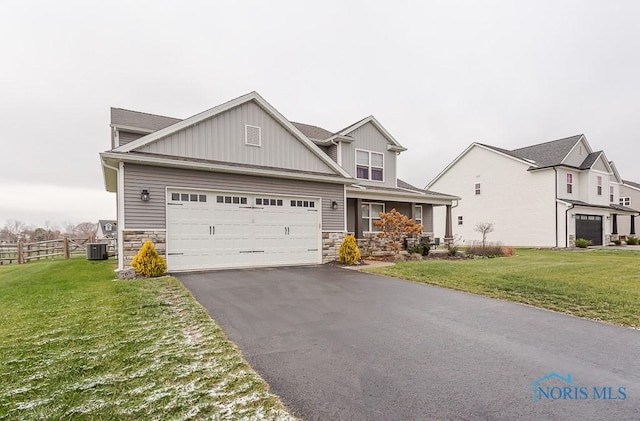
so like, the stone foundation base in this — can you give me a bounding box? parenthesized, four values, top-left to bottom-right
(322, 232, 346, 263)
(122, 230, 166, 268)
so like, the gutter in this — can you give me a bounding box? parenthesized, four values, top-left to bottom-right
(554, 168, 558, 247)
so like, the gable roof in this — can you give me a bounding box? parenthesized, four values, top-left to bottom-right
(112, 91, 351, 179)
(623, 179, 640, 190)
(331, 116, 407, 152)
(510, 134, 584, 167)
(291, 122, 333, 141)
(111, 108, 181, 132)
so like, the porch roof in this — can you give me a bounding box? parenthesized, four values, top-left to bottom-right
(347, 180, 458, 205)
(559, 199, 640, 215)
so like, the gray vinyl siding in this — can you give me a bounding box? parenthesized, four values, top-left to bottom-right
(118, 131, 145, 147)
(340, 122, 398, 188)
(136, 101, 335, 175)
(123, 164, 345, 231)
(346, 199, 433, 234)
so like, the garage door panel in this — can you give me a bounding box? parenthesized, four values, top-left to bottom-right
(575, 214, 603, 246)
(167, 190, 320, 271)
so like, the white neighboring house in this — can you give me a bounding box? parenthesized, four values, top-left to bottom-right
(97, 220, 117, 239)
(427, 134, 639, 247)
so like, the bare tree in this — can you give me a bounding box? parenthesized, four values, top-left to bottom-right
(74, 222, 98, 241)
(2, 219, 26, 242)
(474, 222, 495, 248)
(62, 221, 76, 237)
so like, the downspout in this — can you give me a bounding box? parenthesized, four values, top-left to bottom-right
(102, 159, 124, 270)
(565, 203, 575, 248)
(554, 168, 558, 247)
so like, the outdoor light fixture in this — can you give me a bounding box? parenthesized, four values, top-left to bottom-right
(331, 200, 338, 210)
(141, 189, 150, 201)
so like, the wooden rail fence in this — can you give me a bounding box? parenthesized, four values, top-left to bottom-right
(0, 238, 116, 265)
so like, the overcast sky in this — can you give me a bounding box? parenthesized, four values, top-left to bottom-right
(3, 0, 640, 228)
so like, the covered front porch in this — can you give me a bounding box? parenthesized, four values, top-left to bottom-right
(345, 183, 458, 254)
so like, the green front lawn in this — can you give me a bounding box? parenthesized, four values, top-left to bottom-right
(0, 258, 295, 420)
(366, 249, 640, 327)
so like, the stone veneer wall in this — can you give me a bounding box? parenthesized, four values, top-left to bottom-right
(322, 232, 346, 263)
(121, 230, 166, 267)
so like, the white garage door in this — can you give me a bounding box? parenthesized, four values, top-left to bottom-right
(166, 189, 321, 271)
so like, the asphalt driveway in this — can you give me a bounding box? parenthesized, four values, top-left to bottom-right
(177, 266, 639, 421)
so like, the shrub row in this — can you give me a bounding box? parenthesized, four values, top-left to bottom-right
(465, 244, 513, 258)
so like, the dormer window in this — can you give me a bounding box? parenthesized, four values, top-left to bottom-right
(356, 150, 384, 181)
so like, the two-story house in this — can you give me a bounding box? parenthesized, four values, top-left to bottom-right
(427, 135, 639, 247)
(100, 91, 456, 272)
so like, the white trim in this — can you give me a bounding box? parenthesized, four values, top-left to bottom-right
(100, 152, 353, 185)
(426, 143, 535, 189)
(346, 187, 456, 205)
(336, 141, 342, 166)
(117, 161, 125, 270)
(110, 124, 155, 135)
(414, 205, 423, 226)
(355, 148, 385, 183)
(165, 185, 321, 200)
(113, 91, 352, 179)
(362, 202, 385, 233)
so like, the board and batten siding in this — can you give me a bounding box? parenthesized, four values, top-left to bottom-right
(136, 101, 335, 175)
(340, 122, 398, 188)
(123, 164, 345, 231)
(118, 131, 145, 147)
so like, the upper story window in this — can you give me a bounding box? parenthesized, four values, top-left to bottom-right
(414, 206, 423, 226)
(362, 202, 384, 232)
(474, 183, 481, 195)
(597, 176, 603, 196)
(610, 186, 615, 203)
(458, 216, 463, 225)
(356, 150, 384, 181)
(566, 173, 573, 194)
(620, 197, 631, 206)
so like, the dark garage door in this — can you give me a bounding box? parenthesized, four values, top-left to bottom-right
(576, 214, 602, 246)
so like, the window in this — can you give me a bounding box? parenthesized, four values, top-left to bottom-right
(620, 197, 631, 206)
(362, 203, 384, 232)
(457, 216, 463, 226)
(356, 150, 384, 181)
(414, 206, 423, 226)
(610, 186, 614, 203)
(291, 199, 314, 208)
(566, 173, 573, 194)
(475, 183, 481, 195)
(597, 176, 603, 195)
(171, 192, 207, 203)
(216, 195, 246, 205)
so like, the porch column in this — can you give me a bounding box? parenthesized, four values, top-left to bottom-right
(612, 214, 618, 235)
(631, 215, 636, 235)
(445, 205, 453, 242)
(355, 198, 364, 239)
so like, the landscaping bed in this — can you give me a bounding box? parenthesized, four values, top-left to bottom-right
(0, 258, 295, 420)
